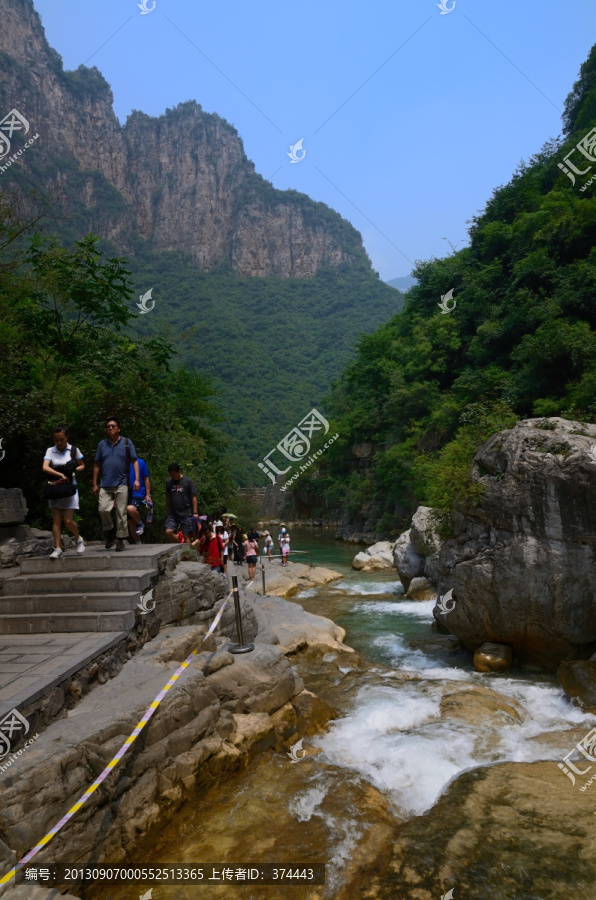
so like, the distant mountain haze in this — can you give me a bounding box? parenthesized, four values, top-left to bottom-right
(0, 0, 404, 482)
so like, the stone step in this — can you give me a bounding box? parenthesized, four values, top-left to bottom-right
(5, 569, 154, 596)
(18, 545, 177, 574)
(0, 591, 142, 614)
(0, 610, 135, 634)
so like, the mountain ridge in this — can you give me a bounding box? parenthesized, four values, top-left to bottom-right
(0, 0, 368, 278)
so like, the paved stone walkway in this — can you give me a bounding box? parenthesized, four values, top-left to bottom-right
(0, 632, 126, 720)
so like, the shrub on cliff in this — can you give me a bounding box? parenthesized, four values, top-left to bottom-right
(299, 44, 596, 531)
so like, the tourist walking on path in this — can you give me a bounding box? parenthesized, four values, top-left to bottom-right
(244, 532, 259, 580)
(165, 463, 199, 544)
(278, 526, 290, 566)
(232, 526, 245, 565)
(93, 418, 140, 552)
(199, 526, 225, 572)
(262, 530, 274, 562)
(127, 456, 152, 544)
(216, 522, 229, 574)
(43, 425, 85, 559)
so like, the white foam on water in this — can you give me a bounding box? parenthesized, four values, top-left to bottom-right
(322, 653, 337, 663)
(333, 580, 402, 596)
(354, 599, 435, 617)
(324, 815, 364, 891)
(295, 587, 318, 599)
(288, 785, 328, 822)
(315, 683, 473, 816)
(314, 676, 596, 818)
(372, 633, 469, 681)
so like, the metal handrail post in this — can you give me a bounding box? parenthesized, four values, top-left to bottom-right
(229, 575, 254, 654)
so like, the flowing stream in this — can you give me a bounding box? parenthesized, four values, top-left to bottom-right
(89, 528, 596, 899)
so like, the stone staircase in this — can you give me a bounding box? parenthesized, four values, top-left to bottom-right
(0, 544, 178, 634)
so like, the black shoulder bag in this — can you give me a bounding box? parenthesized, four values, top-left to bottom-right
(44, 445, 78, 500)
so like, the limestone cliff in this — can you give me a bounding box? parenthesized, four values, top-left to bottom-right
(0, 0, 367, 276)
(434, 418, 596, 667)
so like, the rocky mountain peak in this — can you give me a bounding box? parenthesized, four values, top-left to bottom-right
(0, 0, 369, 277)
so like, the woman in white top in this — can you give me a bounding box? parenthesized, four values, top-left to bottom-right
(42, 425, 85, 559)
(262, 530, 274, 562)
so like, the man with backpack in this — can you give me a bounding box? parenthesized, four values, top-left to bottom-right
(93, 417, 140, 552)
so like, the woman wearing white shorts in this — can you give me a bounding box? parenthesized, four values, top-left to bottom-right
(42, 425, 86, 559)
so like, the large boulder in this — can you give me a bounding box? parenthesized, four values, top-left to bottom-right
(406, 576, 435, 601)
(351, 540, 395, 571)
(473, 642, 513, 673)
(558, 659, 596, 711)
(435, 418, 596, 667)
(393, 528, 424, 590)
(409, 506, 441, 557)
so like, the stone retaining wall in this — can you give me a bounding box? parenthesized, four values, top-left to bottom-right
(0, 634, 308, 894)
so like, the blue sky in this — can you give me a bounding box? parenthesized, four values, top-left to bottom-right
(32, 0, 596, 280)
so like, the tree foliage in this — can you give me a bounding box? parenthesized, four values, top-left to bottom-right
(0, 199, 234, 536)
(298, 45, 596, 533)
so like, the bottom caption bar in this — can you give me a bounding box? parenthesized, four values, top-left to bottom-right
(16, 864, 326, 886)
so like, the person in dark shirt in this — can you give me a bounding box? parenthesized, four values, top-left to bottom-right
(165, 463, 199, 544)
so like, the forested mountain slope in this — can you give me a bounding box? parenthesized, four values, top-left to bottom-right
(0, 0, 402, 481)
(301, 43, 596, 533)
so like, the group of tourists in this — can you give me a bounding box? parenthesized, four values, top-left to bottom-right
(43, 419, 293, 571)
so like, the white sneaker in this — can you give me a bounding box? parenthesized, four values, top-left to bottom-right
(50, 547, 63, 559)
(76, 538, 85, 554)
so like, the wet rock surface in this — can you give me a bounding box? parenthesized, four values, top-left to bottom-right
(558, 659, 596, 711)
(0, 578, 349, 889)
(406, 576, 435, 601)
(473, 641, 514, 673)
(361, 760, 596, 899)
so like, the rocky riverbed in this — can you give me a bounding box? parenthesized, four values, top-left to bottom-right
(0, 562, 349, 898)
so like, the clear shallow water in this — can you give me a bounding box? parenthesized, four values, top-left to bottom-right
(291, 530, 596, 819)
(90, 529, 596, 899)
